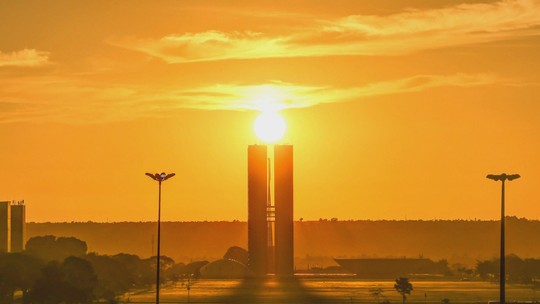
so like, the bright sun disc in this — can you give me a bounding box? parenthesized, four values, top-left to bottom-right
(254, 111, 286, 143)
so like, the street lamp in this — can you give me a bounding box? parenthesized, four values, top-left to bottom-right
(146, 172, 175, 304)
(486, 173, 520, 304)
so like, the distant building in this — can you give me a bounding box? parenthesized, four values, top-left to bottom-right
(10, 201, 26, 252)
(274, 145, 294, 276)
(0, 200, 26, 253)
(248, 145, 268, 275)
(335, 258, 449, 278)
(247, 144, 294, 277)
(0, 201, 10, 253)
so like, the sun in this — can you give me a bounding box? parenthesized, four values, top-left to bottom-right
(254, 111, 286, 143)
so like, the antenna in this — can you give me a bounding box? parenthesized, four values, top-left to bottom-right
(268, 158, 272, 208)
(151, 234, 155, 257)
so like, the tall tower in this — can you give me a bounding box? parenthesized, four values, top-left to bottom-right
(10, 201, 26, 253)
(247, 143, 294, 276)
(274, 145, 294, 276)
(0, 201, 10, 253)
(247, 145, 268, 275)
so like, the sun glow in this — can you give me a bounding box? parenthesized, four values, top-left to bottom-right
(254, 111, 286, 143)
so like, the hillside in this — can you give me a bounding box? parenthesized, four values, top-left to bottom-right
(27, 217, 540, 267)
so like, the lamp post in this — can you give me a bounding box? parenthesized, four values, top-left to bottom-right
(146, 172, 175, 304)
(486, 173, 520, 304)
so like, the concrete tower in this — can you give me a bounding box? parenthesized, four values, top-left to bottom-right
(10, 202, 25, 252)
(247, 145, 268, 275)
(274, 145, 294, 276)
(0, 201, 10, 253)
(247, 144, 294, 276)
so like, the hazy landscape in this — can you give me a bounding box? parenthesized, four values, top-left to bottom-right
(122, 279, 540, 304)
(28, 217, 540, 267)
(2, 0, 540, 303)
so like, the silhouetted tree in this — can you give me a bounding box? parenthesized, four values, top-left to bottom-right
(56, 237, 87, 257)
(26, 256, 97, 304)
(165, 262, 186, 282)
(24, 236, 57, 261)
(146, 255, 175, 282)
(84, 253, 132, 302)
(476, 259, 497, 280)
(62, 256, 98, 303)
(25, 235, 87, 262)
(26, 261, 66, 304)
(0, 253, 42, 303)
(476, 255, 536, 283)
(112, 253, 153, 287)
(394, 277, 413, 304)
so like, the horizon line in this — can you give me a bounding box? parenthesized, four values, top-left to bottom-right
(27, 216, 534, 224)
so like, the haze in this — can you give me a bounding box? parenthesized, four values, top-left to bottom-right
(1, 0, 539, 222)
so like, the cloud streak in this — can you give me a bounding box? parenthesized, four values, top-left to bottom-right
(113, 0, 540, 62)
(0, 49, 50, 67)
(0, 73, 514, 123)
(174, 74, 508, 111)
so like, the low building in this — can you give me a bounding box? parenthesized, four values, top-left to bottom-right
(200, 259, 255, 279)
(0, 200, 26, 253)
(0, 201, 10, 253)
(10, 202, 25, 252)
(334, 257, 449, 278)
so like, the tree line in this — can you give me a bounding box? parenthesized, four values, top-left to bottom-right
(476, 254, 540, 284)
(0, 235, 207, 304)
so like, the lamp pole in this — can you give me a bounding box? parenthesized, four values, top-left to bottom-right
(146, 172, 175, 304)
(486, 173, 520, 304)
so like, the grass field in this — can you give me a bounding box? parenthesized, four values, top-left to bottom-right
(121, 278, 539, 304)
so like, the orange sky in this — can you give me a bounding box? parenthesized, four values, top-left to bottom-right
(1, 0, 539, 222)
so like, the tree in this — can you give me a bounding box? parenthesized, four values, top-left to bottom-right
(26, 256, 97, 304)
(84, 253, 132, 302)
(112, 253, 153, 287)
(56, 237, 87, 257)
(24, 236, 57, 261)
(394, 277, 413, 304)
(25, 235, 87, 262)
(476, 259, 497, 280)
(62, 256, 98, 303)
(0, 253, 42, 303)
(26, 261, 66, 304)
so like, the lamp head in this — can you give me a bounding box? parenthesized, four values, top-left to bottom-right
(507, 174, 521, 181)
(145, 172, 158, 181)
(486, 174, 501, 181)
(486, 173, 521, 182)
(146, 172, 175, 182)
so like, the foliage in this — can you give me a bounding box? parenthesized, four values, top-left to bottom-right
(475, 254, 540, 284)
(394, 277, 413, 304)
(84, 253, 132, 301)
(0, 253, 42, 303)
(25, 235, 87, 262)
(26, 256, 97, 304)
(1, 235, 203, 303)
(111, 253, 154, 287)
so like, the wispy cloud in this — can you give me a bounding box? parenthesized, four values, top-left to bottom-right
(0, 49, 50, 67)
(175, 74, 508, 111)
(113, 0, 540, 62)
(0, 73, 514, 123)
